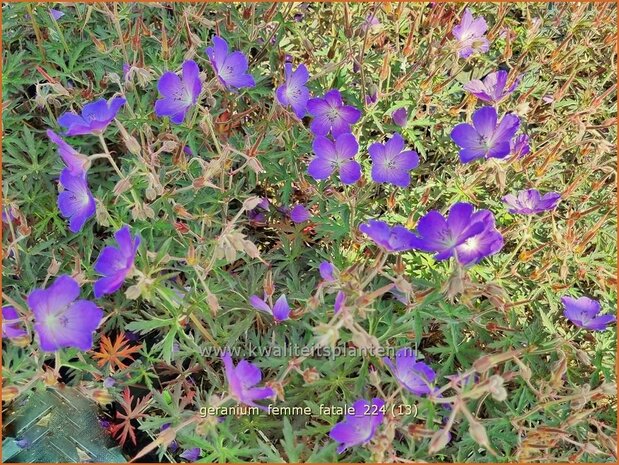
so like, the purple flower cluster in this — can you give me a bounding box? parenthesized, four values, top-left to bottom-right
(360, 203, 503, 267)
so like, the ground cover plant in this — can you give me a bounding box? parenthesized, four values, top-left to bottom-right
(1, 2, 617, 463)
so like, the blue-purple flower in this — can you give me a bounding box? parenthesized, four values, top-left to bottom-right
(452, 8, 489, 58)
(510, 134, 530, 158)
(206, 36, 255, 91)
(453, 210, 503, 266)
(58, 97, 126, 136)
(392, 107, 408, 127)
(57, 168, 96, 233)
(222, 351, 274, 410)
(49, 9, 64, 20)
(383, 348, 436, 396)
(307, 89, 361, 137)
(290, 204, 311, 223)
(249, 294, 291, 322)
(179, 448, 201, 461)
(359, 220, 417, 253)
(463, 70, 521, 104)
(408, 203, 501, 264)
(276, 63, 310, 118)
(154, 60, 202, 124)
(319, 261, 336, 282)
(47, 130, 90, 174)
(2, 306, 27, 340)
(562, 296, 616, 331)
(334, 291, 346, 314)
(368, 133, 419, 187)
(308, 133, 361, 184)
(451, 106, 520, 163)
(93, 225, 140, 298)
(329, 398, 385, 453)
(503, 189, 561, 215)
(28, 275, 103, 351)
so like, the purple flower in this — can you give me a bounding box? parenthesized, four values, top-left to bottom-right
(307, 133, 361, 184)
(408, 203, 491, 262)
(510, 134, 530, 158)
(392, 107, 408, 127)
(319, 261, 336, 282)
(290, 205, 311, 223)
(249, 294, 291, 322)
(179, 448, 201, 461)
(334, 291, 346, 314)
(453, 210, 503, 266)
(329, 398, 385, 453)
(562, 296, 616, 331)
(2, 206, 15, 224)
(154, 60, 202, 124)
(2, 306, 27, 339)
(205, 36, 255, 91)
(28, 275, 103, 352)
(47, 130, 90, 174)
(365, 85, 378, 106)
(359, 220, 418, 253)
(463, 70, 521, 104)
(222, 351, 275, 410)
(57, 168, 96, 233)
(49, 9, 64, 20)
(383, 348, 436, 396)
(368, 133, 419, 187)
(93, 225, 140, 298)
(307, 89, 362, 137)
(360, 15, 381, 34)
(276, 63, 310, 118)
(503, 189, 561, 215)
(450, 106, 520, 163)
(57, 97, 126, 136)
(452, 8, 490, 58)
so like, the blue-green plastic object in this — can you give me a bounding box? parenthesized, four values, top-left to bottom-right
(2, 388, 126, 463)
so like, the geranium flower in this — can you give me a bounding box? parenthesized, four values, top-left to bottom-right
(275, 63, 310, 118)
(58, 96, 126, 136)
(329, 398, 385, 453)
(562, 296, 616, 331)
(319, 261, 336, 282)
(307, 89, 361, 137)
(222, 351, 274, 410)
(307, 133, 361, 184)
(392, 107, 408, 127)
(463, 70, 521, 104)
(359, 220, 417, 253)
(290, 204, 311, 223)
(28, 275, 103, 352)
(453, 210, 503, 266)
(249, 294, 291, 322)
(408, 202, 489, 262)
(47, 129, 90, 174)
(452, 8, 490, 58)
(368, 133, 419, 187)
(383, 348, 436, 396)
(93, 225, 140, 298)
(205, 36, 255, 91)
(179, 448, 201, 461)
(57, 168, 96, 233)
(510, 134, 530, 158)
(154, 60, 202, 124)
(450, 106, 520, 163)
(49, 9, 64, 20)
(2, 306, 27, 340)
(503, 189, 560, 215)
(334, 291, 346, 314)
